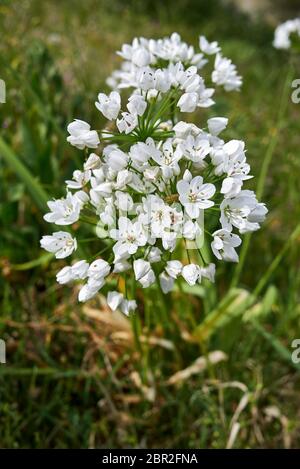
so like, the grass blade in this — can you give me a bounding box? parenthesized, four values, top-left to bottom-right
(0, 136, 49, 210)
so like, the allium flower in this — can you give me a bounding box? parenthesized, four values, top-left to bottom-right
(212, 54, 242, 91)
(273, 18, 300, 50)
(67, 119, 100, 149)
(40, 232, 77, 259)
(95, 91, 121, 120)
(211, 229, 241, 262)
(116, 112, 138, 134)
(40, 33, 267, 316)
(44, 192, 81, 225)
(177, 176, 215, 218)
(199, 35, 220, 55)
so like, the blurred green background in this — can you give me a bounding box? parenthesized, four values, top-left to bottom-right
(0, 0, 300, 448)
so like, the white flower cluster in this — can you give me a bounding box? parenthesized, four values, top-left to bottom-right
(107, 32, 242, 96)
(273, 18, 300, 50)
(40, 34, 267, 315)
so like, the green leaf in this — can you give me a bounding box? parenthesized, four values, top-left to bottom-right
(193, 288, 250, 342)
(251, 321, 300, 371)
(243, 285, 277, 322)
(0, 136, 49, 210)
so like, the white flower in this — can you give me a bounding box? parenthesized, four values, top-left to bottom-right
(152, 139, 182, 179)
(118, 40, 152, 66)
(177, 176, 215, 218)
(40, 231, 77, 259)
(56, 266, 73, 284)
(113, 259, 131, 273)
(211, 139, 250, 180)
(159, 272, 174, 293)
(180, 134, 210, 165)
(110, 217, 148, 260)
(95, 91, 121, 120)
(136, 67, 156, 90)
(182, 263, 201, 285)
(220, 190, 268, 233)
(173, 121, 201, 140)
(44, 193, 81, 225)
(105, 148, 129, 171)
(84, 153, 101, 170)
(200, 263, 216, 282)
(273, 19, 300, 50)
(154, 69, 171, 92)
(107, 291, 124, 311)
(88, 259, 110, 280)
(67, 119, 100, 149)
(221, 177, 243, 198)
(41, 33, 268, 305)
(66, 169, 91, 189)
(197, 79, 215, 108)
(178, 66, 201, 93)
(100, 202, 116, 226)
(78, 280, 104, 302)
(199, 35, 220, 55)
(120, 299, 137, 315)
(177, 92, 198, 112)
(212, 54, 242, 91)
(129, 138, 159, 168)
(115, 169, 132, 189)
(133, 259, 155, 288)
(115, 191, 133, 212)
(116, 112, 138, 134)
(148, 247, 162, 263)
(93, 181, 113, 197)
(207, 117, 228, 136)
(74, 190, 90, 207)
(56, 260, 89, 284)
(71, 260, 89, 279)
(127, 94, 147, 116)
(165, 260, 182, 279)
(182, 219, 201, 240)
(211, 229, 241, 262)
(141, 195, 172, 237)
